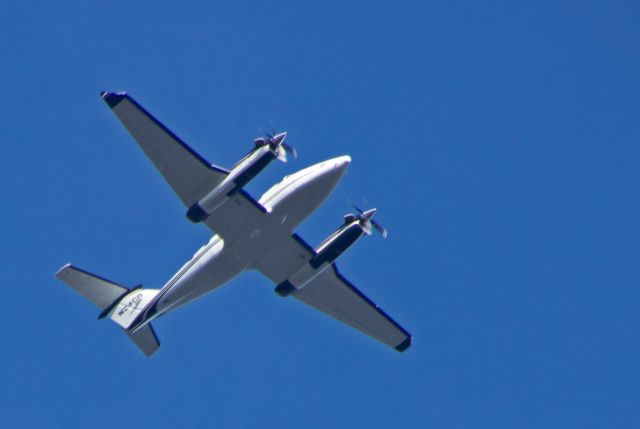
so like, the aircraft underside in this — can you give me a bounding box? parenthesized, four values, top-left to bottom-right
(56, 92, 411, 357)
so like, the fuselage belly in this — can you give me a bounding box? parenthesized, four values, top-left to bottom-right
(145, 156, 351, 324)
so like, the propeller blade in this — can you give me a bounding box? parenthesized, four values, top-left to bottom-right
(371, 219, 388, 239)
(351, 204, 386, 238)
(276, 146, 288, 162)
(256, 129, 294, 161)
(282, 143, 297, 159)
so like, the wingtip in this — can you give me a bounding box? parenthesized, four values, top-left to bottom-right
(395, 336, 412, 352)
(54, 263, 73, 278)
(274, 280, 297, 297)
(100, 91, 127, 108)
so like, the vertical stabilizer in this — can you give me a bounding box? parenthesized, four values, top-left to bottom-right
(126, 324, 160, 357)
(107, 288, 160, 329)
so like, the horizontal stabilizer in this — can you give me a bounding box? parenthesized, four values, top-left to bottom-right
(126, 324, 160, 357)
(55, 264, 128, 310)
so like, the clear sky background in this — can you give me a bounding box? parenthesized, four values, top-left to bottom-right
(1, 1, 639, 427)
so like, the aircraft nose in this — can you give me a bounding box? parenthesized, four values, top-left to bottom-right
(333, 155, 351, 174)
(318, 155, 351, 186)
(317, 155, 350, 182)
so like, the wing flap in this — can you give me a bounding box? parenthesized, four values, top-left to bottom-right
(101, 92, 228, 207)
(292, 264, 411, 351)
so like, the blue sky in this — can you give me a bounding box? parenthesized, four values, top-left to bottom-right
(1, 1, 639, 427)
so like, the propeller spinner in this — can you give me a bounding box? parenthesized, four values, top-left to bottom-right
(254, 130, 297, 162)
(351, 205, 388, 239)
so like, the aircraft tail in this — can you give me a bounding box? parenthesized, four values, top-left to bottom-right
(55, 264, 161, 357)
(126, 324, 160, 357)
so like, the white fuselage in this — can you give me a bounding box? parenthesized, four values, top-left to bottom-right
(132, 156, 351, 329)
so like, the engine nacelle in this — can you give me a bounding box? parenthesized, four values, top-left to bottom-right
(275, 221, 366, 296)
(187, 144, 277, 222)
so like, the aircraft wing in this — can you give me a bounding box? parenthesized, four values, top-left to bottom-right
(292, 264, 412, 352)
(102, 92, 269, 238)
(256, 237, 411, 352)
(101, 92, 229, 207)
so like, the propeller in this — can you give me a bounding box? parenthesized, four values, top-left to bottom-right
(255, 129, 297, 162)
(351, 205, 388, 238)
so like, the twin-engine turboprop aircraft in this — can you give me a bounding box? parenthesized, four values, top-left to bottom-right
(56, 92, 411, 357)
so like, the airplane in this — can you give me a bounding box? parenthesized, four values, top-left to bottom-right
(55, 92, 412, 357)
